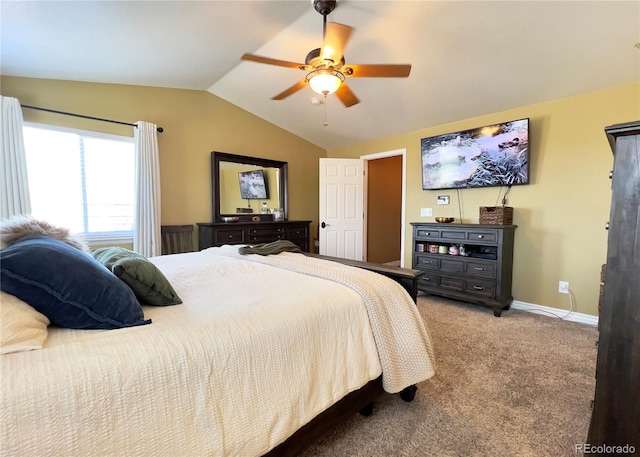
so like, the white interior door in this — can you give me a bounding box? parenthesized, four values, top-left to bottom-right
(319, 158, 364, 260)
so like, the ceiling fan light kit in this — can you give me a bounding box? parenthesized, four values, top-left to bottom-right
(306, 69, 345, 95)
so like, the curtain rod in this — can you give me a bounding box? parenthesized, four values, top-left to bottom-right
(20, 105, 164, 133)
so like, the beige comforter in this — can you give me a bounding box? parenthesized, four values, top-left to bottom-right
(215, 245, 436, 393)
(1, 246, 435, 456)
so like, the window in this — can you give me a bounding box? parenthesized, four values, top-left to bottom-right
(23, 124, 135, 243)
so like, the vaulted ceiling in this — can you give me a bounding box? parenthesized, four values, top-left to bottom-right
(2, 1, 639, 150)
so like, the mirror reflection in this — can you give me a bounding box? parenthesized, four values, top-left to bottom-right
(219, 162, 281, 215)
(211, 151, 288, 223)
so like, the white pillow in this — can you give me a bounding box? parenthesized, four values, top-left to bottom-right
(1, 290, 50, 354)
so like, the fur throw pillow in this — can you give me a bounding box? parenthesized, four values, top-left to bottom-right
(0, 215, 89, 252)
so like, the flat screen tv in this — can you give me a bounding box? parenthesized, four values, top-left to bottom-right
(421, 118, 529, 190)
(238, 169, 269, 199)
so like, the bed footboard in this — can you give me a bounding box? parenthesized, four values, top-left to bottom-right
(302, 253, 424, 303)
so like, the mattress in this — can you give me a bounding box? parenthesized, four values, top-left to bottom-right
(1, 247, 433, 456)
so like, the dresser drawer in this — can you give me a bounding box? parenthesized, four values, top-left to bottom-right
(464, 279, 496, 299)
(465, 261, 496, 279)
(466, 230, 498, 243)
(440, 229, 468, 242)
(214, 229, 245, 244)
(248, 226, 285, 236)
(414, 227, 441, 240)
(287, 226, 308, 238)
(440, 276, 464, 292)
(249, 235, 283, 243)
(414, 254, 439, 270)
(417, 273, 439, 287)
(440, 258, 465, 273)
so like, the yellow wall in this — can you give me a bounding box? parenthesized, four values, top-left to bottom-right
(3, 75, 639, 316)
(0, 76, 324, 239)
(328, 82, 640, 317)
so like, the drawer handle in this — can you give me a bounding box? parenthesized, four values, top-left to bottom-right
(605, 222, 609, 230)
(609, 170, 613, 179)
(477, 235, 484, 239)
(473, 267, 486, 271)
(228, 235, 233, 239)
(423, 277, 431, 281)
(425, 232, 430, 236)
(473, 286, 484, 290)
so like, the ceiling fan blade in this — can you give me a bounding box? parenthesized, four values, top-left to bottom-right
(343, 64, 412, 78)
(271, 80, 307, 100)
(335, 83, 360, 108)
(241, 53, 306, 70)
(321, 22, 353, 64)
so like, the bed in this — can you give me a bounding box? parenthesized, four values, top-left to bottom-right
(1, 239, 436, 456)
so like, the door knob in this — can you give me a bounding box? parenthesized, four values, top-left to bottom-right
(321, 221, 327, 228)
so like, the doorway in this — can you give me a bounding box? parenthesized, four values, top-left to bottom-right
(363, 149, 406, 266)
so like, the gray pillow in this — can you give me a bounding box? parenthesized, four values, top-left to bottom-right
(92, 247, 182, 306)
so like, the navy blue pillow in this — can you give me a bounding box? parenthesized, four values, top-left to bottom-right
(0, 235, 151, 329)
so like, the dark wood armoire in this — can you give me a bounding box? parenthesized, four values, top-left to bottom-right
(587, 121, 640, 450)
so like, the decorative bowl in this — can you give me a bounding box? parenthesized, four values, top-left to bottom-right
(435, 217, 455, 223)
(221, 216, 239, 223)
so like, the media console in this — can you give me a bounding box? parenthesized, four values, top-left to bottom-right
(411, 222, 516, 316)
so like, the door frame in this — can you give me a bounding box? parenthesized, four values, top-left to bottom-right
(361, 148, 407, 266)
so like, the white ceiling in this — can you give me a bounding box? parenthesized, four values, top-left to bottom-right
(2, 1, 639, 150)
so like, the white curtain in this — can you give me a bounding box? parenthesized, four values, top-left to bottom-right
(133, 121, 161, 257)
(0, 96, 31, 220)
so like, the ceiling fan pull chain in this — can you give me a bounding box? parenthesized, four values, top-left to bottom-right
(323, 95, 329, 127)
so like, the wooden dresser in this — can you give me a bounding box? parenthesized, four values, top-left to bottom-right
(411, 222, 516, 316)
(587, 121, 640, 451)
(197, 221, 311, 252)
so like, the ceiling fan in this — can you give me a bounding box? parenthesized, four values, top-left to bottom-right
(241, 0, 412, 108)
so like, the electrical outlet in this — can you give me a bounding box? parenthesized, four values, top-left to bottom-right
(420, 208, 433, 217)
(558, 281, 569, 294)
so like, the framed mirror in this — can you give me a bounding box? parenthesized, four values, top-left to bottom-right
(211, 151, 288, 222)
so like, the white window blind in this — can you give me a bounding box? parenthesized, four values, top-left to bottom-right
(23, 124, 135, 242)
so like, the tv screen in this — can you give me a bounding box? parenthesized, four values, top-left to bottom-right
(421, 118, 529, 190)
(238, 169, 269, 199)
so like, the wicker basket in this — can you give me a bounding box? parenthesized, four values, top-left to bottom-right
(479, 206, 513, 225)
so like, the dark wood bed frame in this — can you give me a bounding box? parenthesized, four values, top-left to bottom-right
(264, 255, 424, 456)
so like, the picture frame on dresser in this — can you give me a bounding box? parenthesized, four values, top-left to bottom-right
(410, 222, 517, 317)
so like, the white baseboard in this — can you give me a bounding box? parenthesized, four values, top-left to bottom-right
(511, 300, 599, 327)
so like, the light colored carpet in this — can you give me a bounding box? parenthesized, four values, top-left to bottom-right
(301, 294, 598, 456)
